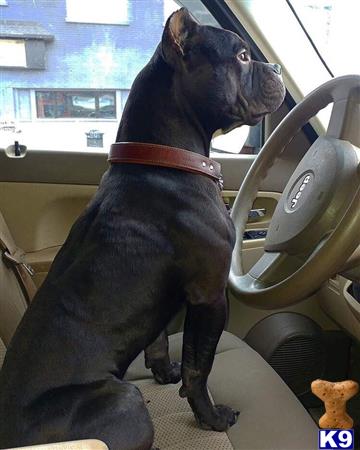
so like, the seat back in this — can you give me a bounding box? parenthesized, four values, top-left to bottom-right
(0, 211, 28, 348)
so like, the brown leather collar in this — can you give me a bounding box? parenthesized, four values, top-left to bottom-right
(108, 142, 223, 188)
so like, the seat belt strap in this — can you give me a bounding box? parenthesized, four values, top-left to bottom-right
(0, 237, 37, 305)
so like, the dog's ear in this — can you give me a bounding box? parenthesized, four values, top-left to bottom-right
(162, 8, 199, 65)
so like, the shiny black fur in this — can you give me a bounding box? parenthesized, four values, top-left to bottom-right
(0, 8, 285, 449)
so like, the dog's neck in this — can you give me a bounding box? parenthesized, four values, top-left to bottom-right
(116, 47, 212, 157)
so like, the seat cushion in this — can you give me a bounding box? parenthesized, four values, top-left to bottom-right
(126, 332, 318, 450)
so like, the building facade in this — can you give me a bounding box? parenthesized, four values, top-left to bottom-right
(0, 0, 174, 151)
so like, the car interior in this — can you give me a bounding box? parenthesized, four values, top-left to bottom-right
(0, 0, 359, 449)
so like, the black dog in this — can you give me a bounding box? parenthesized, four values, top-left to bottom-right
(0, 9, 285, 450)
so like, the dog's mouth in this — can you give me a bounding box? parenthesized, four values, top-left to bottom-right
(250, 111, 271, 123)
(221, 110, 268, 133)
(243, 110, 272, 127)
(248, 111, 270, 124)
(253, 111, 271, 119)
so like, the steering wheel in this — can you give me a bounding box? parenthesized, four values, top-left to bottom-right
(229, 75, 360, 309)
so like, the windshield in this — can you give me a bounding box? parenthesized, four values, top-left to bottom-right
(290, 0, 360, 77)
(228, 0, 359, 130)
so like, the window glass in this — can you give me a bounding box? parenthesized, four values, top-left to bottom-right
(212, 123, 262, 155)
(235, 0, 359, 129)
(0, 0, 257, 154)
(290, 0, 360, 77)
(0, 39, 26, 67)
(66, 0, 129, 25)
(35, 91, 117, 119)
(241, 0, 331, 100)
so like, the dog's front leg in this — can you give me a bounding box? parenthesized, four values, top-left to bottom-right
(145, 330, 181, 384)
(179, 294, 239, 431)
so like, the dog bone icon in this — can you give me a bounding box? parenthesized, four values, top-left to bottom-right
(311, 379, 359, 429)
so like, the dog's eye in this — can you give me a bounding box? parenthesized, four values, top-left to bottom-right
(237, 51, 250, 63)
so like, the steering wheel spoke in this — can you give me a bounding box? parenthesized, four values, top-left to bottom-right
(248, 251, 304, 287)
(326, 86, 360, 145)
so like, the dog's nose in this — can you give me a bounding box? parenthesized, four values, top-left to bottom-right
(272, 63, 282, 75)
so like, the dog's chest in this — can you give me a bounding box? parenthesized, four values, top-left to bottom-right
(100, 168, 235, 256)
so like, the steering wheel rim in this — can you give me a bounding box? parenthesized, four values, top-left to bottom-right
(229, 75, 360, 309)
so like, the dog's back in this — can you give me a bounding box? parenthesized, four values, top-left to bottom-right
(0, 159, 229, 446)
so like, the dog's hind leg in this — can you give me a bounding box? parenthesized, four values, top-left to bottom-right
(21, 380, 154, 450)
(70, 380, 155, 450)
(145, 330, 181, 384)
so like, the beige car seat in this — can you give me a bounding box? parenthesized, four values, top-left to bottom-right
(0, 210, 318, 450)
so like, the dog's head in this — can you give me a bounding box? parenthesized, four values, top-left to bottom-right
(162, 8, 286, 133)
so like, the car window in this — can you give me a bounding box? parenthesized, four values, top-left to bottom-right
(0, 0, 258, 155)
(236, 0, 359, 129)
(290, 0, 360, 77)
(211, 123, 262, 155)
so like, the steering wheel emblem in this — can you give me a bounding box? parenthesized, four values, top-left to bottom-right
(290, 174, 311, 209)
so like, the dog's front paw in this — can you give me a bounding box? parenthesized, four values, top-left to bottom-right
(195, 405, 239, 432)
(152, 361, 181, 385)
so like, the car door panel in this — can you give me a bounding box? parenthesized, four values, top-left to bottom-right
(0, 182, 97, 252)
(0, 150, 281, 286)
(0, 181, 97, 287)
